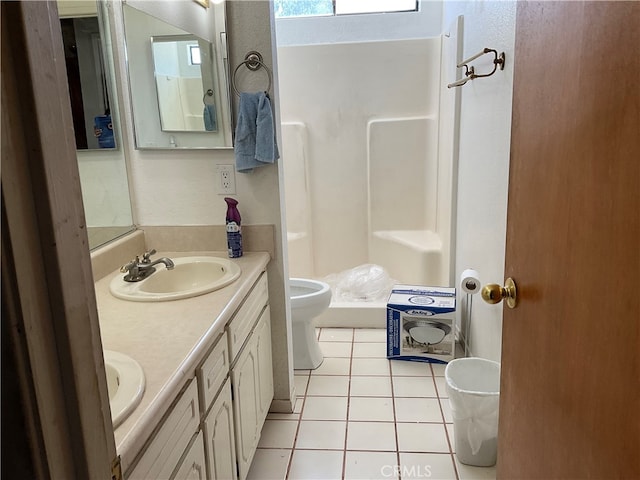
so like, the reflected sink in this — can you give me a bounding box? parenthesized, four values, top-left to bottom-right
(109, 256, 241, 302)
(104, 350, 145, 428)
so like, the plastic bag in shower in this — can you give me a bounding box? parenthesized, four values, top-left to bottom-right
(323, 264, 396, 302)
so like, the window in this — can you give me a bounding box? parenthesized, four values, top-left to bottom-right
(274, 0, 418, 18)
(188, 45, 201, 65)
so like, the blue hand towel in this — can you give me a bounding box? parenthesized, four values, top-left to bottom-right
(203, 104, 217, 132)
(234, 92, 279, 173)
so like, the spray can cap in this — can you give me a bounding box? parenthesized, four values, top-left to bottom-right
(224, 197, 241, 225)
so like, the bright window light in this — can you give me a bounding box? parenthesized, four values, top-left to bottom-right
(336, 0, 417, 15)
(189, 45, 201, 65)
(274, 0, 417, 18)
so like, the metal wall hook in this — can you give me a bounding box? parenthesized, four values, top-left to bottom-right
(447, 47, 506, 89)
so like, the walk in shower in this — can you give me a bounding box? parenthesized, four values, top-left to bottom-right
(278, 31, 460, 327)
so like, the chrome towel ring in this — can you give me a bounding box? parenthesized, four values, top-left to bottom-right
(232, 51, 273, 97)
(202, 89, 214, 104)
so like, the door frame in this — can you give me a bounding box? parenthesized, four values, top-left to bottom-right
(2, 1, 115, 478)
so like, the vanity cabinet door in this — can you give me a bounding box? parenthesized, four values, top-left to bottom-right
(204, 379, 237, 480)
(231, 337, 260, 480)
(197, 331, 229, 415)
(128, 379, 200, 480)
(230, 307, 273, 480)
(254, 309, 274, 425)
(171, 431, 207, 480)
(227, 273, 268, 360)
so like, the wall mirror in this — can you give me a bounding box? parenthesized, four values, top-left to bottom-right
(57, 0, 135, 250)
(123, 2, 233, 149)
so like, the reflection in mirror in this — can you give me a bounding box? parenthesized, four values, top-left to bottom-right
(151, 35, 216, 132)
(57, 0, 135, 249)
(123, 3, 232, 149)
(60, 13, 115, 149)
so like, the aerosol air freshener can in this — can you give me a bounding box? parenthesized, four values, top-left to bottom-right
(224, 197, 243, 258)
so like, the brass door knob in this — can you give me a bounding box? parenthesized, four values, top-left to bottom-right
(481, 278, 518, 308)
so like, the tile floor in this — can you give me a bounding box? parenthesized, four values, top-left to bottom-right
(246, 328, 496, 480)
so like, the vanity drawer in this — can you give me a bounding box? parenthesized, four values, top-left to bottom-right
(227, 273, 268, 361)
(197, 331, 229, 415)
(128, 378, 200, 480)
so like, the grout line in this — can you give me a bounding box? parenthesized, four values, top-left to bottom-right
(389, 353, 402, 480)
(432, 368, 460, 480)
(341, 329, 355, 480)
(284, 359, 312, 480)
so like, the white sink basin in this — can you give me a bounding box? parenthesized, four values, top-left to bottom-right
(104, 350, 145, 428)
(109, 256, 241, 302)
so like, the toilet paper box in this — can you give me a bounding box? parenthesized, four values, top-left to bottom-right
(386, 285, 456, 364)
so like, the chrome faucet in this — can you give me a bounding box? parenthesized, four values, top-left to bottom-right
(120, 249, 175, 282)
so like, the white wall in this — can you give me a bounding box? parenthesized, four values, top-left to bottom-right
(445, 2, 517, 362)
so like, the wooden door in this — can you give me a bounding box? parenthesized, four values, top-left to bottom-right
(498, 2, 639, 478)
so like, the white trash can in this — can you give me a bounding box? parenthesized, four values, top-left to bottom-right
(445, 357, 500, 467)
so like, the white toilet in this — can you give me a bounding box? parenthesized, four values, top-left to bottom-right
(289, 278, 332, 370)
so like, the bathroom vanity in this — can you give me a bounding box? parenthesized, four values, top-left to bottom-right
(94, 250, 272, 480)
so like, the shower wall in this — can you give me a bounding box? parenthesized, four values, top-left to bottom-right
(279, 38, 450, 286)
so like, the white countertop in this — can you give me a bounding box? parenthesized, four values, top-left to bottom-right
(95, 251, 270, 472)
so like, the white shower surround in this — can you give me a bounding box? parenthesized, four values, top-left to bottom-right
(279, 38, 457, 327)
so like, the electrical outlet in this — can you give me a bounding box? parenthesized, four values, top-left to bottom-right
(216, 164, 236, 194)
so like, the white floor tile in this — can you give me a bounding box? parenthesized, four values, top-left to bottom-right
(294, 375, 309, 397)
(311, 357, 351, 376)
(295, 420, 346, 449)
(257, 420, 298, 449)
(431, 363, 447, 376)
(399, 453, 457, 480)
(344, 451, 399, 480)
(246, 448, 291, 480)
(302, 396, 348, 421)
(394, 397, 444, 423)
(288, 450, 344, 480)
(454, 456, 497, 479)
(434, 376, 449, 398)
(393, 376, 438, 398)
(396, 423, 450, 453)
(346, 421, 397, 451)
(307, 375, 350, 396)
(319, 328, 354, 342)
(320, 341, 353, 357)
(352, 342, 387, 358)
(390, 360, 433, 377)
(350, 376, 392, 397)
(353, 328, 387, 343)
(349, 397, 395, 422)
(351, 358, 391, 376)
